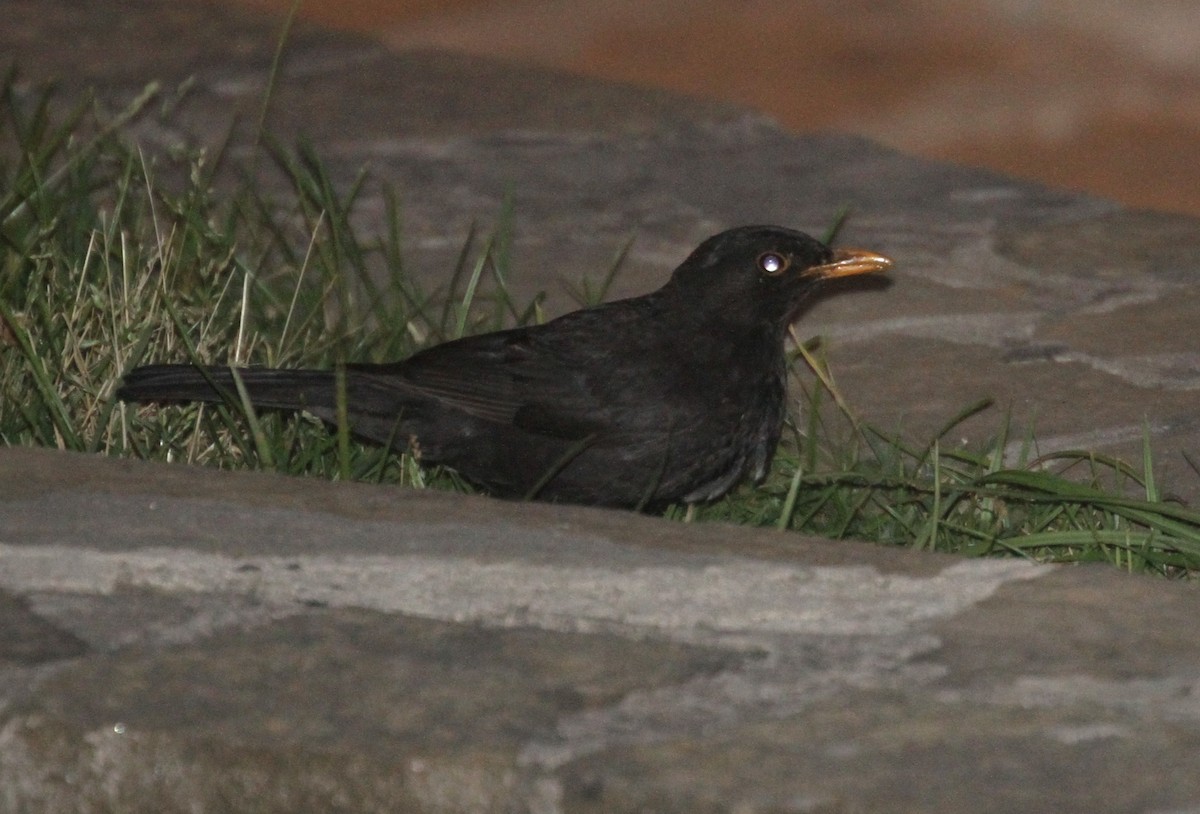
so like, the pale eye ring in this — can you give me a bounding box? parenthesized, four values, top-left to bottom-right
(758, 251, 790, 275)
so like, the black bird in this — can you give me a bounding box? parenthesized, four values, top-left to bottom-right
(118, 225, 891, 508)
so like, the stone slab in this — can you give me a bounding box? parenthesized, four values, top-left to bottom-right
(4, 446, 1200, 813)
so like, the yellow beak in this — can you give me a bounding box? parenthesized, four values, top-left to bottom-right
(804, 248, 893, 279)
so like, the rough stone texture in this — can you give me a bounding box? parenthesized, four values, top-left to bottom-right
(5, 447, 1200, 813)
(4, 0, 1200, 811)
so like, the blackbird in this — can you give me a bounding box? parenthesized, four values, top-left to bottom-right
(118, 225, 890, 508)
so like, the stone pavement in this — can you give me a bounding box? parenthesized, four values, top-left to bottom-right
(8, 448, 1200, 813)
(263, 0, 1200, 217)
(3, 0, 1200, 811)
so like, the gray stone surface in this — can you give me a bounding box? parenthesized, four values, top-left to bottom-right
(6, 446, 1200, 814)
(4, 0, 1200, 811)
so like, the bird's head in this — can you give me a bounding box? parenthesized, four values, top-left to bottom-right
(665, 225, 892, 330)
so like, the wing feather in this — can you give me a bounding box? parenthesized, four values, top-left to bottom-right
(348, 327, 601, 437)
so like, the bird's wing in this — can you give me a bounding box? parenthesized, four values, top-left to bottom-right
(348, 325, 606, 440)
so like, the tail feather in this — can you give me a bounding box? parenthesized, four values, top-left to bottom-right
(117, 364, 336, 412)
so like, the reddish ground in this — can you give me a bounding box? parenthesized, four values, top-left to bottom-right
(233, 0, 1200, 216)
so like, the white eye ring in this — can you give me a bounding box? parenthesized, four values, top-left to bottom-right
(758, 251, 789, 275)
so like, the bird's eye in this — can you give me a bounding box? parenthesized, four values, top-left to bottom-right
(758, 252, 790, 276)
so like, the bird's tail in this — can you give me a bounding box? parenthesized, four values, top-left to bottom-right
(116, 364, 336, 412)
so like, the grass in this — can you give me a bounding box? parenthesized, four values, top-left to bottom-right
(3, 73, 1200, 577)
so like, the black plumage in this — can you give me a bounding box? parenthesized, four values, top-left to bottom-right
(118, 225, 890, 507)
